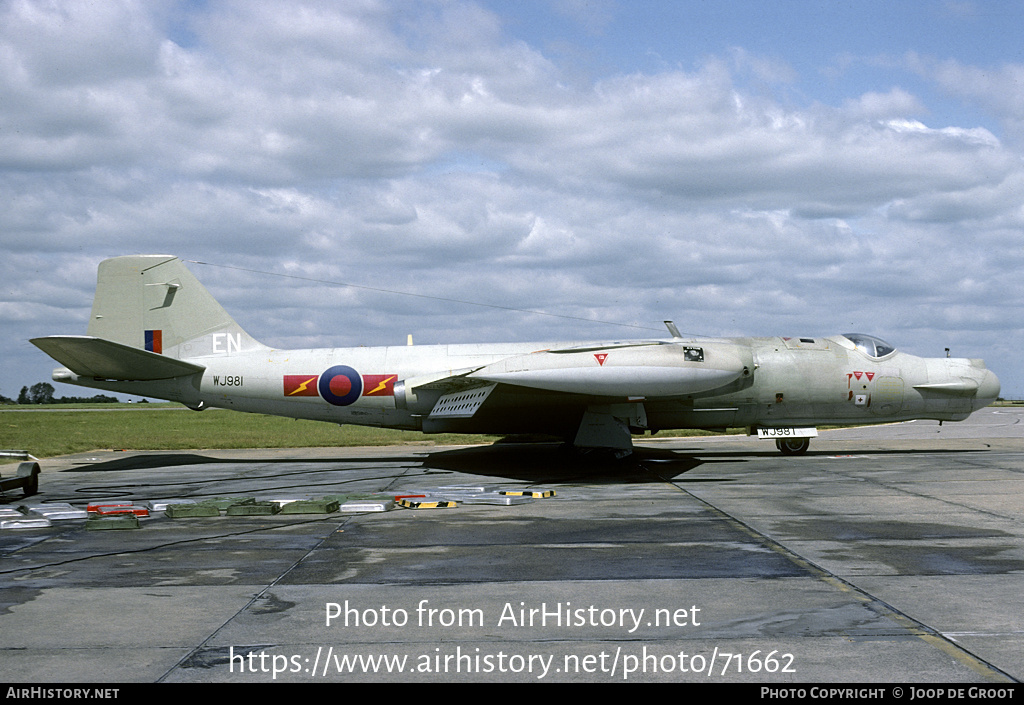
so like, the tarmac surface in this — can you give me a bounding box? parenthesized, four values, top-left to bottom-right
(1, 407, 1022, 683)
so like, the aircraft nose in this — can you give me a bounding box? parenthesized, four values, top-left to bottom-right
(975, 368, 1001, 409)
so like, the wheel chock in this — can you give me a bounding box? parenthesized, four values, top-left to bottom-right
(279, 499, 339, 514)
(398, 499, 457, 509)
(86, 514, 140, 530)
(166, 503, 221, 518)
(499, 490, 557, 498)
(226, 502, 281, 516)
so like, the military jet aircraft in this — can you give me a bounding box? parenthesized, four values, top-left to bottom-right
(31, 255, 1000, 456)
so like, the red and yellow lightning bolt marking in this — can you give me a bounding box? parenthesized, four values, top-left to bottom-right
(362, 374, 397, 397)
(283, 375, 320, 397)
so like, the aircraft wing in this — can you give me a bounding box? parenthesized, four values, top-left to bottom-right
(542, 341, 667, 354)
(464, 340, 749, 398)
(404, 342, 671, 411)
(31, 335, 206, 380)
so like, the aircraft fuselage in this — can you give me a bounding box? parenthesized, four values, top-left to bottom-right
(34, 256, 1000, 455)
(54, 333, 999, 442)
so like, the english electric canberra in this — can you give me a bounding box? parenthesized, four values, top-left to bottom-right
(32, 256, 1000, 455)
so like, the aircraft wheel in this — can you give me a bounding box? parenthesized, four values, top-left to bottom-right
(18, 461, 40, 497)
(776, 438, 810, 455)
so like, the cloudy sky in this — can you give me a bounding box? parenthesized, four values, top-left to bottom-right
(2, 0, 1021, 401)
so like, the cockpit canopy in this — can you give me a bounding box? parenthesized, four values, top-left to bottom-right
(842, 333, 896, 359)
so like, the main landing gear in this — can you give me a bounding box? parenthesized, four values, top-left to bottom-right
(776, 437, 810, 455)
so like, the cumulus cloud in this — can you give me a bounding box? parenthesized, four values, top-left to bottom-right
(906, 53, 1024, 144)
(1, 0, 1021, 397)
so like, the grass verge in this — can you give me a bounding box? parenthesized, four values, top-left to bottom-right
(0, 404, 737, 460)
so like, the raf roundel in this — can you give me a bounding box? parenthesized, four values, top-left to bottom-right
(318, 365, 363, 406)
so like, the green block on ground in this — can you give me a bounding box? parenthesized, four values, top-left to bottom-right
(166, 503, 221, 518)
(86, 514, 140, 530)
(226, 502, 280, 516)
(279, 499, 339, 514)
(199, 497, 255, 510)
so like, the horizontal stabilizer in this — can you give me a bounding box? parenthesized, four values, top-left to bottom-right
(31, 336, 206, 381)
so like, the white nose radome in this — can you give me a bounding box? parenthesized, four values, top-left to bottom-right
(974, 368, 1001, 410)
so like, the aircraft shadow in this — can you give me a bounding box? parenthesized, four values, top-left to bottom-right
(53, 442, 984, 482)
(421, 442, 730, 483)
(54, 444, 721, 484)
(58, 452, 428, 473)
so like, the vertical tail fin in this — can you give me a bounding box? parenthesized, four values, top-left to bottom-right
(87, 255, 265, 359)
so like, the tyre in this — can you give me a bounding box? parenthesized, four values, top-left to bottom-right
(776, 437, 810, 455)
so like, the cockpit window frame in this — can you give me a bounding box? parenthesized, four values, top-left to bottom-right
(842, 333, 897, 360)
